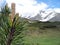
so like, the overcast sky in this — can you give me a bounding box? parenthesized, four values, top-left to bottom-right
(0, 0, 60, 18)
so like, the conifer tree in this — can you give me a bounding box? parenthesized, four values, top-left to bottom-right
(0, 4, 27, 45)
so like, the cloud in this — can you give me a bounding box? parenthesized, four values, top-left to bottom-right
(6, 0, 48, 17)
(54, 8, 60, 13)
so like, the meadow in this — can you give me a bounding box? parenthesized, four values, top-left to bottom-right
(22, 22, 60, 45)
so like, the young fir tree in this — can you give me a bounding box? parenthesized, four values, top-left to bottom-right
(0, 4, 27, 45)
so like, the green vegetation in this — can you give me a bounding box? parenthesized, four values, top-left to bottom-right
(23, 28, 60, 45)
(21, 19, 60, 45)
(0, 5, 27, 45)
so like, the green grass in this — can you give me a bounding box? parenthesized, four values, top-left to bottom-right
(24, 37, 60, 45)
(23, 28, 60, 45)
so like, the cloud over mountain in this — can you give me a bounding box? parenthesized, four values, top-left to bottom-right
(6, 0, 48, 17)
(0, 0, 60, 22)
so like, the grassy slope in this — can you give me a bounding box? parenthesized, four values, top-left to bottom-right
(22, 21, 60, 45)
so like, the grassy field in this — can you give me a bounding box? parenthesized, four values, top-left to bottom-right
(23, 27, 60, 45)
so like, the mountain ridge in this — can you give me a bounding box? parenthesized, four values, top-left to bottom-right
(29, 9, 60, 22)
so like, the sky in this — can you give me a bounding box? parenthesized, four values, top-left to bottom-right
(37, 0, 60, 8)
(0, 0, 60, 18)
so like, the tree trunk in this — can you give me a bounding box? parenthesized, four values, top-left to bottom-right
(6, 27, 15, 45)
(6, 16, 16, 45)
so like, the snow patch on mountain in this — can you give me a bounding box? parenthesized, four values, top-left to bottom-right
(30, 9, 60, 22)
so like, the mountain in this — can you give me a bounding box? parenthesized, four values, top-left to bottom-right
(30, 9, 60, 22)
(30, 14, 42, 20)
(49, 13, 60, 22)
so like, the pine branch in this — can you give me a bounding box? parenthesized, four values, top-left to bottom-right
(6, 18, 15, 45)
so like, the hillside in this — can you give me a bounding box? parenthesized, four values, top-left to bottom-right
(20, 17, 60, 45)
